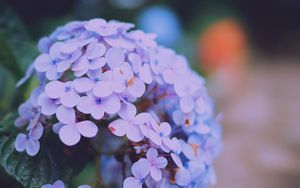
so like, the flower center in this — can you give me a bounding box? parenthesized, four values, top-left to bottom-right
(95, 98, 102, 104)
(127, 77, 135, 86)
(64, 86, 71, 92)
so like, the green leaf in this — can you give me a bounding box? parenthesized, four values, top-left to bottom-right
(0, 4, 38, 80)
(0, 114, 94, 188)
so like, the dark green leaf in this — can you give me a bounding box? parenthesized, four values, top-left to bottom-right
(0, 114, 94, 188)
(0, 4, 38, 79)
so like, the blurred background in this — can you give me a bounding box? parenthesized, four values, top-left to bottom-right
(1, 0, 300, 187)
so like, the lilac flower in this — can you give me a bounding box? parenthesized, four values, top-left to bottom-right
(16, 18, 222, 187)
(108, 102, 145, 142)
(56, 106, 98, 146)
(41, 180, 91, 188)
(15, 123, 43, 156)
(41, 180, 65, 188)
(146, 122, 173, 152)
(45, 81, 80, 108)
(37, 93, 60, 116)
(14, 100, 36, 128)
(175, 160, 205, 186)
(145, 148, 167, 181)
(128, 30, 157, 48)
(123, 158, 151, 188)
(71, 41, 106, 76)
(162, 55, 188, 84)
(85, 18, 124, 37)
(77, 93, 120, 120)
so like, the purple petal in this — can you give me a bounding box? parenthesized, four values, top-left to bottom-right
(91, 104, 105, 120)
(127, 78, 145, 98)
(59, 125, 81, 146)
(93, 81, 113, 97)
(56, 105, 75, 124)
(45, 81, 64, 99)
(133, 113, 150, 125)
(172, 110, 184, 125)
(34, 54, 51, 72)
(52, 122, 64, 134)
(146, 147, 158, 161)
(150, 167, 162, 181)
(53, 180, 65, 188)
(180, 96, 194, 113)
(123, 177, 141, 188)
(195, 124, 210, 134)
(113, 63, 133, 81)
(132, 158, 151, 179)
(15, 116, 29, 128)
(108, 119, 129, 137)
(15, 134, 27, 152)
(73, 78, 94, 93)
(77, 96, 93, 114)
(171, 153, 183, 168)
(60, 41, 79, 54)
(72, 56, 89, 71)
(118, 101, 136, 120)
(126, 124, 144, 142)
(76, 121, 98, 138)
(102, 94, 121, 114)
(153, 157, 168, 169)
(57, 60, 71, 72)
(60, 90, 80, 108)
(159, 122, 171, 136)
(162, 69, 175, 84)
(139, 64, 152, 84)
(148, 130, 161, 146)
(74, 69, 88, 77)
(38, 93, 58, 116)
(86, 42, 106, 59)
(105, 47, 124, 68)
(175, 168, 191, 186)
(89, 57, 106, 70)
(128, 53, 142, 72)
(46, 66, 62, 80)
(25, 139, 40, 156)
(29, 123, 43, 140)
(110, 78, 126, 93)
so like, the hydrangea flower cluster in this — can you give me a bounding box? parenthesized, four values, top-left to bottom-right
(14, 18, 222, 188)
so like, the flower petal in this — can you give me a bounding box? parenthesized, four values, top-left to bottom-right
(25, 139, 40, 156)
(73, 77, 94, 93)
(108, 119, 129, 137)
(15, 134, 27, 152)
(118, 101, 136, 121)
(56, 105, 75, 124)
(123, 177, 141, 188)
(59, 125, 81, 146)
(175, 168, 192, 186)
(102, 94, 121, 114)
(150, 167, 162, 181)
(180, 96, 194, 113)
(76, 121, 98, 138)
(61, 90, 80, 108)
(45, 81, 64, 99)
(34, 54, 51, 72)
(93, 81, 113, 97)
(127, 78, 145, 98)
(105, 47, 124, 69)
(132, 158, 151, 179)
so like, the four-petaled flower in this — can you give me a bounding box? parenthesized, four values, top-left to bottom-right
(123, 158, 151, 188)
(145, 148, 168, 181)
(15, 122, 43, 156)
(56, 106, 98, 146)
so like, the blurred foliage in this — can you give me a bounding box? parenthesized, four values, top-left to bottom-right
(0, 113, 95, 188)
(0, 4, 38, 115)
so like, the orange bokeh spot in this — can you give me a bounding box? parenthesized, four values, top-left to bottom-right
(198, 18, 247, 73)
